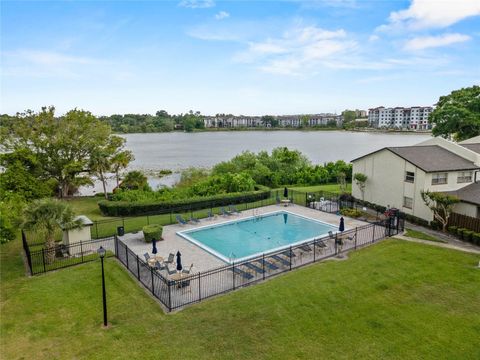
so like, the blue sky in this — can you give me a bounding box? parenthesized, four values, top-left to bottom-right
(1, 0, 479, 116)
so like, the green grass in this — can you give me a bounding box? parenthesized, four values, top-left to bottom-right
(405, 228, 446, 243)
(290, 183, 352, 193)
(2, 238, 479, 359)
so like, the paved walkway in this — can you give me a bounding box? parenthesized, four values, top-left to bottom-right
(404, 222, 480, 254)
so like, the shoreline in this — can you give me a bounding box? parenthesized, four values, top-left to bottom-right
(114, 128, 432, 135)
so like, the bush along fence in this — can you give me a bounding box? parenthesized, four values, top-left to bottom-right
(22, 231, 116, 275)
(23, 192, 279, 248)
(115, 221, 393, 312)
(447, 212, 480, 233)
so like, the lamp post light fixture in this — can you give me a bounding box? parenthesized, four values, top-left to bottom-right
(97, 246, 108, 327)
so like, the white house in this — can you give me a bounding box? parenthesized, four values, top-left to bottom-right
(351, 136, 480, 221)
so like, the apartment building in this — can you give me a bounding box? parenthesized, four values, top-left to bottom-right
(203, 114, 343, 128)
(351, 136, 480, 221)
(368, 106, 433, 130)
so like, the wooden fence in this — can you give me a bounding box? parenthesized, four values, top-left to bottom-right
(448, 212, 480, 233)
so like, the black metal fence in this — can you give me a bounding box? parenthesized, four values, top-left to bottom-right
(24, 233, 116, 275)
(115, 221, 394, 311)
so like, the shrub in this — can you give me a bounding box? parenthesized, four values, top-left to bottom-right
(472, 233, 480, 245)
(448, 226, 457, 235)
(142, 224, 163, 243)
(457, 228, 467, 240)
(430, 221, 440, 230)
(340, 208, 363, 218)
(99, 188, 271, 216)
(462, 230, 474, 242)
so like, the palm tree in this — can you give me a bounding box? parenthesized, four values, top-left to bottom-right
(111, 150, 134, 188)
(22, 199, 83, 264)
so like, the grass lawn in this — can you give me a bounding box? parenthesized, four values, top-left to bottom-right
(405, 228, 446, 243)
(2, 238, 479, 359)
(290, 183, 351, 193)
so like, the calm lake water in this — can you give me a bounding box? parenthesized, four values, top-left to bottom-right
(79, 131, 431, 195)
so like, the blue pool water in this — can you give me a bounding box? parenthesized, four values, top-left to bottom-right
(177, 211, 338, 263)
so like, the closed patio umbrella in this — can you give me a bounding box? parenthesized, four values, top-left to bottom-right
(284, 187, 288, 198)
(339, 217, 345, 232)
(151, 238, 158, 255)
(283, 213, 288, 224)
(176, 251, 183, 272)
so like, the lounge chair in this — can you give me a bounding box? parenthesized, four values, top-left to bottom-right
(190, 215, 200, 223)
(299, 244, 312, 252)
(271, 255, 291, 267)
(154, 261, 166, 271)
(230, 267, 254, 280)
(144, 253, 150, 262)
(221, 207, 232, 216)
(229, 205, 240, 214)
(315, 240, 328, 248)
(176, 214, 188, 225)
(243, 262, 265, 274)
(164, 253, 175, 266)
(255, 259, 279, 270)
(281, 249, 296, 258)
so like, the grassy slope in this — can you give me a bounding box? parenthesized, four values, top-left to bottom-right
(405, 228, 446, 243)
(2, 238, 479, 360)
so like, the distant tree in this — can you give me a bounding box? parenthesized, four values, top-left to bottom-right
(22, 199, 82, 263)
(301, 115, 310, 128)
(353, 173, 367, 200)
(261, 115, 276, 127)
(111, 150, 134, 189)
(430, 85, 480, 141)
(421, 191, 460, 232)
(337, 172, 347, 192)
(342, 110, 356, 123)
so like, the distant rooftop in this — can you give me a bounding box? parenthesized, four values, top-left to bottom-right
(444, 182, 480, 206)
(460, 143, 480, 154)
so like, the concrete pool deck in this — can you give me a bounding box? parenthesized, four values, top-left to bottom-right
(118, 204, 371, 273)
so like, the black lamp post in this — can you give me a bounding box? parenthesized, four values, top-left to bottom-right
(97, 246, 108, 327)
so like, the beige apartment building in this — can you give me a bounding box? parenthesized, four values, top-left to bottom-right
(351, 136, 480, 221)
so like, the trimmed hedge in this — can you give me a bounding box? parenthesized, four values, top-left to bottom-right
(98, 188, 271, 216)
(143, 224, 163, 243)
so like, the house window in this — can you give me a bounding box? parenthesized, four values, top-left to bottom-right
(403, 196, 413, 209)
(405, 171, 415, 183)
(431, 173, 448, 185)
(457, 171, 473, 183)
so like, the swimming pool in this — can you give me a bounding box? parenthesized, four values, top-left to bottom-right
(177, 211, 338, 263)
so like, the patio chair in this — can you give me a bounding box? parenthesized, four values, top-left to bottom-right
(144, 253, 150, 262)
(221, 207, 232, 216)
(165, 265, 177, 276)
(299, 244, 312, 252)
(176, 214, 188, 225)
(328, 231, 335, 239)
(182, 263, 193, 274)
(154, 261, 166, 271)
(229, 205, 240, 214)
(270, 255, 291, 267)
(164, 253, 175, 266)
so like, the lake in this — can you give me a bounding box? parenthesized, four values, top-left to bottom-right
(79, 131, 431, 195)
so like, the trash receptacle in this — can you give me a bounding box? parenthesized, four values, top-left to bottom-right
(117, 226, 125, 236)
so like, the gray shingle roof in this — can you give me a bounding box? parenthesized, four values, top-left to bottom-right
(352, 145, 480, 173)
(444, 182, 480, 206)
(460, 143, 480, 154)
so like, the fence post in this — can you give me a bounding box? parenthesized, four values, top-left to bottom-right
(122, 217, 125, 229)
(335, 233, 338, 255)
(289, 246, 292, 270)
(126, 245, 129, 268)
(198, 272, 202, 301)
(232, 262, 236, 290)
(114, 235, 118, 257)
(42, 249, 46, 273)
(372, 224, 376, 243)
(136, 255, 140, 280)
(95, 222, 99, 239)
(169, 212, 172, 224)
(80, 241, 84, 263)
(354, 227, 358, 250)
(150, 268, 155, 295)
(313, 238, 316, 262)
(262, 253, 265, 280)
(168, 280, 172, 312)
(22, 231, 33, 275)
(147, 215, 150, 225)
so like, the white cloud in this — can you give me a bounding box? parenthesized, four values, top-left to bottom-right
(379, 0, 480, 31)
(404, 33, 471, 51)
(234, 26, 357, 75)
(178, 0, 215, 9)
(368, 35, 379, 42)
(7, 49, 103, 66)
(215, 11, 230, 20)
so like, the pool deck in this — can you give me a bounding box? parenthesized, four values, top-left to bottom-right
(118, 204, 370, 273)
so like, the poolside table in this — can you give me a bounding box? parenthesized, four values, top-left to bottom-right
(147, 256, 164, 267)
(281, 199, 291, 207)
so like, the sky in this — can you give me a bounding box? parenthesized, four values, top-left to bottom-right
(1, 0, 479, 116)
